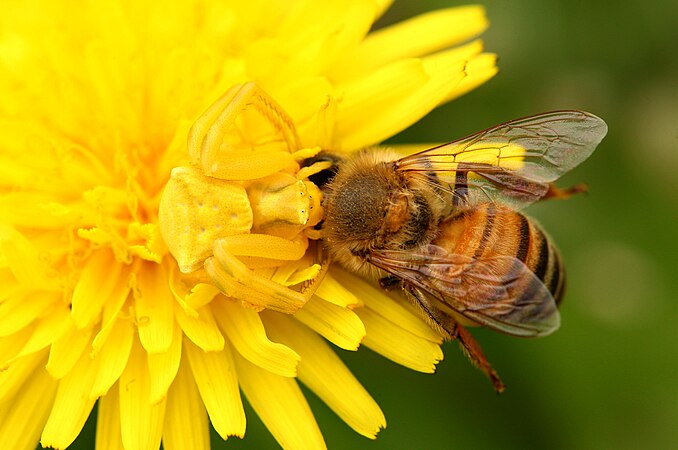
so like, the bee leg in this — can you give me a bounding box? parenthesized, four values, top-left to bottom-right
(454, 324, 506, 394)
(402, 284, 456, 338)
(379, 276, 402, 291)
(404, 284, 506, 393)
(544, 182, 588, 200)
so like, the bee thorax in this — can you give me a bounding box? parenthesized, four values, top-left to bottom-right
(323, 170, 392, 242)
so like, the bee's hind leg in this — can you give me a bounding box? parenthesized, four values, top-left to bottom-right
(404, 284, 506, 393)
(454, 324, 506, 393)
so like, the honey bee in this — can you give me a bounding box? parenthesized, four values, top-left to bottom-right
(320, 110, 607, 392)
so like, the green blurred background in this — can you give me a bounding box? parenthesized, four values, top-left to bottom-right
(68, 1, 678, 449)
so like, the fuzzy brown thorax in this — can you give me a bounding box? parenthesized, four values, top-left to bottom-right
(321, 150, 442, 277)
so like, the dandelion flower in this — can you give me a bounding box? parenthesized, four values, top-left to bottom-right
(0, 1, 497, 449)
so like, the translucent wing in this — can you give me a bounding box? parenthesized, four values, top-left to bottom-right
(396, 110, 607, 210)
(368, 246, 560, 337)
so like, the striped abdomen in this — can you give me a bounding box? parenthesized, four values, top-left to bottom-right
(435, 203, 566, 305)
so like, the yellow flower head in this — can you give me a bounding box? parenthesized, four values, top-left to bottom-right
(0, 1, 496, 449)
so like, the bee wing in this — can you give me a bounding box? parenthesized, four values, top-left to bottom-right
(368, 247, 560, 337)
(396, 110, 607, 209)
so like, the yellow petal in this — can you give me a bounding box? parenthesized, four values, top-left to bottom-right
(126, 222, 167, 263)
(0, 290, 58, 337)
(184, 283, 220, 310)
(90, 314, 134, 399)
(248, 0, 376, 88)
(45, 322, 93, 379)
(162, 354, 210, 450)
(275, 0, 375, 63)
(96, 385, 124, 450)
(41, 345, 99, 449)
(91, 271, 131, 354)
(0, 269, 20, 299)
(313, 272, 360, 308)
(296, 82, 338, 150)
(444, 52, 498, 103)
(147, 321, 182, 404)
(168, 267, 219, 315)
(0, 225, 60, 291)
(263, 313, 386, 439)
(4, 302, 70, 364)
(355, 307, 443, 373)
(184, 338, 246, 439)
(119, 337, 166, 450)
(334, 57, 466, 150)
(0, 121, 110, 193)
(293, 296, 365, 351)
(71, 249, 122, 329)
(134, 262, 174, 354)
(374, 0, 393, 18)
(271, 76, 333, 132)
(213, 298, 300, 377)
(330, 5, 488, 82)
(0, 324, 31, 360)
(0, 192, 91, 229)
(174, 301, 224, 352)
(0, 364, 57, 450)
(421, 38, 486, 75)
(234, 349, 326, 450)
(0, 348, 46, 404)
(331, 268, 442, 343)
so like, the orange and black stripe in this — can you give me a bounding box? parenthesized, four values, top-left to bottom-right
(442, 203, 565, 310)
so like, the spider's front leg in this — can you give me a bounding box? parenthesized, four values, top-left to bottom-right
(205, 234, 321, 314)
